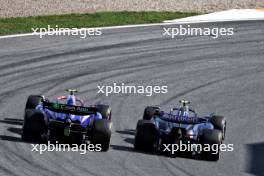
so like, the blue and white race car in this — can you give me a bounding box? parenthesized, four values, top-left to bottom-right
(134, 100, 227, 161)
(22, 89, 112, 151)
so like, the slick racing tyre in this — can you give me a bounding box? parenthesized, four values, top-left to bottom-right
(96, 105, 112, 120)
(134, 120, 157, 151)
(201, 129, 223, 161)
(210, 115, 226, 140)
(92, 119, 111, 151)
(143, 106, 160, 120)
(22, 109, 46, 141)
(25, 95, 43, 109)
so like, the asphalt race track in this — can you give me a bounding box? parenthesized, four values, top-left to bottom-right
(0, 21, 263, 176)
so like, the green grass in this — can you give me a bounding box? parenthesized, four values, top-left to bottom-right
(0, 11, 198, 36)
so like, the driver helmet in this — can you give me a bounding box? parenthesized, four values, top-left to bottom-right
(179, 100, 190, 116)
(66, 89, 78, 106)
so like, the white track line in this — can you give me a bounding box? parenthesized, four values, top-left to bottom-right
(164, 9, 264, 23)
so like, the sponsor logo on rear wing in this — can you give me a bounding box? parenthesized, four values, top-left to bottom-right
(159, 113, 207, 124)
(42, 100, 97, 115)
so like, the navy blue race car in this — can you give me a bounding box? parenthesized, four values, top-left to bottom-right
(22, 89, 112, 151)
(134, 100, 227, 161)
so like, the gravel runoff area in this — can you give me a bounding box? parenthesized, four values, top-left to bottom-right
(1, 0, 264, 18)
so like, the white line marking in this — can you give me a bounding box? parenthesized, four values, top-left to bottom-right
(164, 9, 264, 23)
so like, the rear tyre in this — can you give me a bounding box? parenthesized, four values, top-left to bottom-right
(210, 115, 226, 140)
(143, 106, 160, 120)
(134, 120, 157, 151)
(92, 119, 111, 151)
(25, 95, 43, 109)
(96, 105, 112, 120)
(21, 129, 32, 141)
(201, 129, 223, 161)
(22, 109, 45, 141)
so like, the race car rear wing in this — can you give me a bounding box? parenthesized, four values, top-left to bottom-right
(158, 113, 208, 124)
(42, 100, 97, 116)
